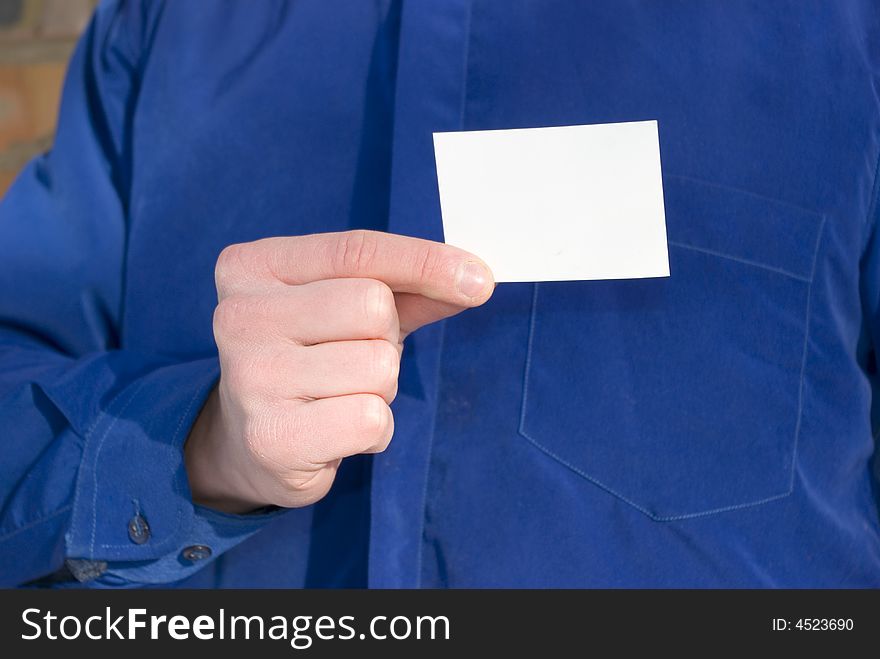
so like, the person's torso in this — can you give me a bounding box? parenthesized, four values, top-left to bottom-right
(124, 0, 880, 587)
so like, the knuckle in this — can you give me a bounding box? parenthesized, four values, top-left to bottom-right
(213, 294, 275, 345)
(368, 407, 395, 453)
(362, 280, 396, 334)
(212, 294, 253, 339)
(240, 410, 274, 462)
(370, 340, 400, 386)
(214, 242, 249, 294)
(411, 243, 446, 284)
(242, 406, 295, 470)
(386, 379, 399, 405)
(212, 296, 241, 339)
(359, 395, 390, 439)
(334, 230, 379, 273)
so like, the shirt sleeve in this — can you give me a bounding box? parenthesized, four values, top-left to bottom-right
(0, 0, 287, 588)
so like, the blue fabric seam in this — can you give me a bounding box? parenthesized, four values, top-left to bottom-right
(92, 368, 212, 551)
(787, 214, 828, 492)
(517, 425, 794, 522)
(0, 504, 73, 544)
(864, 134, 880, 237)
(456, 0, 473, 131)
(65, 375, 139, 555)
(665, 172, 827, 219)
(86, 378, 149, 553)
(415, 321, 448, 587)
(667, 240, 812, 282)
(415, 0, 472, 586)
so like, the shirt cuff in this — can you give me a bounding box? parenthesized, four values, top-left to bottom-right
(64, 356, 285, 585)
(96, 504, 289, 586)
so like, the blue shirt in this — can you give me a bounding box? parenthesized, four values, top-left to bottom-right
(2, 0, 880, 588)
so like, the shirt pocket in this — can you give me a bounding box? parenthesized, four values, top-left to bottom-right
(518, 174, 826, 521)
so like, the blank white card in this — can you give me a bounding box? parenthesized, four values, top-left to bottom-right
(433, 120, 670, 282)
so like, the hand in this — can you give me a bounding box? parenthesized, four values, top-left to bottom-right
(184, 230, 494, 513)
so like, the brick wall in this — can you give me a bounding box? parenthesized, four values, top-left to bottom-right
(0, 0, 95, 196)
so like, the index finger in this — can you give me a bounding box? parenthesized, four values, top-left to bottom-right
(221, 230, 495, 306)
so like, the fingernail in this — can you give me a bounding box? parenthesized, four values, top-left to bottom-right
(456, 261, 491, 299)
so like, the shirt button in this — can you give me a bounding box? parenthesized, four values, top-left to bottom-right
(127, 514, 150, 544)
(181, 545, 213, 562)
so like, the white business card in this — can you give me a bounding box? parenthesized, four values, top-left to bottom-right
(433, 120, 670, 282)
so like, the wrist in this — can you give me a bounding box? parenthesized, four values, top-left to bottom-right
(184, 387, 267, 514)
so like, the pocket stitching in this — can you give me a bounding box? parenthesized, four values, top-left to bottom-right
(785, 212, 827, 502)
(667, 240, 812, 283)
(518, 213, 827, 521)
